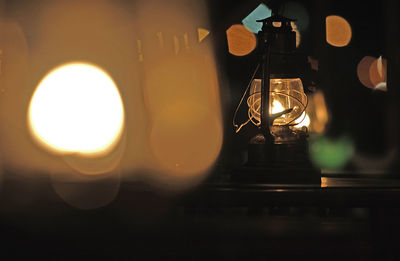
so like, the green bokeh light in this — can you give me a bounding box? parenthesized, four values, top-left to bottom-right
(309, 135, 354, 170)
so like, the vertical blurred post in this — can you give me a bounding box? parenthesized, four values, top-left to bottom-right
(138, 0, 223, 189)
(0, 0, 4, 190)
(384, 0, 400, 173)
(0, 0, 3, 75)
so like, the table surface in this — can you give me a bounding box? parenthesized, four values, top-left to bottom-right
(3, 170, 400, 208)
(178, 172, 400, 207)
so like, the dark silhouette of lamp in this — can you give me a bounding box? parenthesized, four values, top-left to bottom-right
(233, 7, 320, 184)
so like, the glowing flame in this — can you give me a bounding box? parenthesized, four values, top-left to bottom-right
(271, 100, 285, 114)
(272, 101, 309, 127)
(28, 62, 125, 157)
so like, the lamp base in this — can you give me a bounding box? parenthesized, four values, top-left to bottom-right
(232, 133, 321, 185)
(231, 165, 321, 185)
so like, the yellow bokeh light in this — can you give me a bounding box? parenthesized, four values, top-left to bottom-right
(28, 62, 125, 157)
(369, 56, 387, 87)
(357, 56, 387, 89)
(306, 91, 329, 134)
(357, 56, 376, 89)
(291, 22, 301, 48)
(144, 54, 223, 179)
(150, 101, 222, 177)
(326, 15, 352, 47)
(198, 28, 210, 42)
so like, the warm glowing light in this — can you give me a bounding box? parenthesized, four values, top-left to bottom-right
(357, 56, 375, 89)
(326, 15, 352, 47)
(369, 56, 387, 87)
(357, 56, 387, 90)
(271, 100, 285, 114)
(173, 35, 180, 55)
(144, 53, 222, 179)
(291, 22, 301, 48)
(183, 33, 189, 50)
(242, 3, 271, 33)
(28, 62, 125, 157)
(198, 28, 210, 42)
(294, 112, 310, 128)
(150, 102, 222, 176)
(226, 24, 257, 56)
(248, 78, 307, 126)
(137, 40, 144, 62)
(296, 91, 328, 134)
(312, 91, 329, 133)
(377, 56, 384, 79)
(375, 82, 387, 92)
(156, 32, 164, 48)
(321, 177, 328, 188)
(0, 49, 3, 75)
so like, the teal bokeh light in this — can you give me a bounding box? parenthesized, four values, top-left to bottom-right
(242, 3, 271, 33)
(309, 136, 354, 170)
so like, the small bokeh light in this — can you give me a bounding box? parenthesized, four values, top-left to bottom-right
(226, 24, 257, 56)
(369, 56, 387, 91)
(304, 91, 329, 134)
(197, 27, 210, 42)
(357, 55, 387, 91)
(326, 15, 352, 47)
(242, 3, 271, 33)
